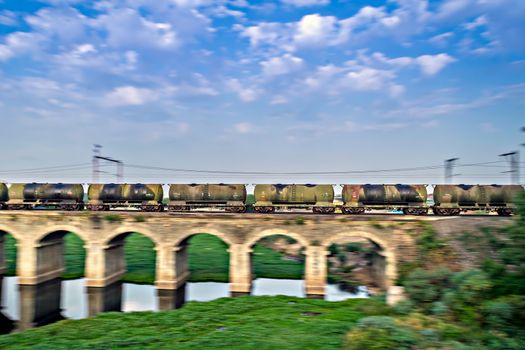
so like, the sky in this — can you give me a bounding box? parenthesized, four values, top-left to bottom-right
(0, 0, 524, 185)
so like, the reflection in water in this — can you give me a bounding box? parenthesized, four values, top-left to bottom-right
(18, 278, 65, 331)
(1, 276, 367, 334)
(0, 276, 15, 334)
(87, 282, 123, 317)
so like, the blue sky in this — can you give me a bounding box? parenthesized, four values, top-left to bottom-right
(0, 0, 524, 185)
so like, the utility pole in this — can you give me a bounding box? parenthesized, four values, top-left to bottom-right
(499, 151, 519, 184)
(521, 127, 525, 185)
(92, 144, 102, 183)
(444, 158, 459, 184)
(92, 145, 124, 183)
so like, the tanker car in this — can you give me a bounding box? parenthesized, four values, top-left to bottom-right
(0, 183, 8, 209)
(253, 184, 335, 213)
(341, 184, 428, 215)
(5, 183, 84, 210)
(87, 183, 163, 211)
(0, 182, 522, 216)
(432, 184, 523, 216)
(168, 184, 246, 212)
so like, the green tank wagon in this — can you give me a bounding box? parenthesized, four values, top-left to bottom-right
(342, 184, 428, 215)
(0, 183, 8, 209)
(6, 183, 84, 210)
(433, 184, 524, 216)
(168, 184, 246, 212)
(254, 184, 334, 213)
(87, 184, 163, 211)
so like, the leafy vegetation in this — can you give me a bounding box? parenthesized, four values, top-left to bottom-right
(0, 296, 385, 350)
(103, 214, 122, 223)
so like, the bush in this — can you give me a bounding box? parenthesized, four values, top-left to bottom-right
(345, 242, 363, 253)
(328, 243, 338, 256)
(345, 316, 419, 350)
(482, 295, 525, 336)
(416, 223, 445, 253)
(403, 267, 452, 310)
(295, 216, 305, 225)
(103, 214, 122, 223)
(134, 215, 146, 222)
(337, 252, 347, 264)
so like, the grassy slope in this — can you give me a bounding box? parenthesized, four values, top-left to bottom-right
(0, 296, 386, 350)
(3, 233, 303, 283)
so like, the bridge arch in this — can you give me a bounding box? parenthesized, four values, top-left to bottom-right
(35, 225, 90, 245)
(172, 227, 234, 248)
(0, 224, 22, 242)
(321, 230, 397, 290)
(104, 226, 160, 247)
(244, 229, 310, 250)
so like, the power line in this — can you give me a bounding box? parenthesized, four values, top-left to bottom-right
(0, 163, 91, 174)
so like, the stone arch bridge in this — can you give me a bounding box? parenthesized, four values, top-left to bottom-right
(0, 211, 512, 303)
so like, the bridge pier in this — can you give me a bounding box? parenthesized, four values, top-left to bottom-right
(229, 244, 252, 295)
(304, 246, 328, 297)
(155, 244, 189, 290)
(85, 240, 126, 288)
(17, 237, 64, 285)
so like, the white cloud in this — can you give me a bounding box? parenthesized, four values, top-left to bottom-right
(429, 32, 454, 46)
(105, 86, 158, 106)
(464, 15, 488, 30)
(233, 122, 255, 133)
(0, 45, 13, 61)
(237, 22, 288, 47)
(415, 54, 456, 76)
(226, 79, 261, 102)
(271, 95, 288, 105)
(0, 10, 17, 26)
(281, 0, 330, 7)
(94, 9, 180, 50)
(261, 54, 304, 76)
(389, 84, 406, 97)
(294, 14, 337, 46)
(344, 68, 395, 91)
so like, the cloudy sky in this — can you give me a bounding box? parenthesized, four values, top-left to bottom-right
(0, 0, 524, 184)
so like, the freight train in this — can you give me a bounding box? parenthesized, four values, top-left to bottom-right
(0, 182, 522, 216)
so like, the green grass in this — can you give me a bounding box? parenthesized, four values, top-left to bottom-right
(0, 296, 388, 349)
(252, 244, 303, 279)
(62, 234, 86, 279)
(3, 233, 304, 284)
(121, 233, 156, 284)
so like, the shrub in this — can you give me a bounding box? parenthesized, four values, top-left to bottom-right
(295, 216, 305, 225)
(103, 214, 122, 223)
(337, 252, 347, 264)
(328, 243, 338, 256)
(134, 215, 146, 222)
(345, 242, 363, 253)
(403, 267, 452, 310)
(416, 223, 445, 253)
(345, 316, 419, 350)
